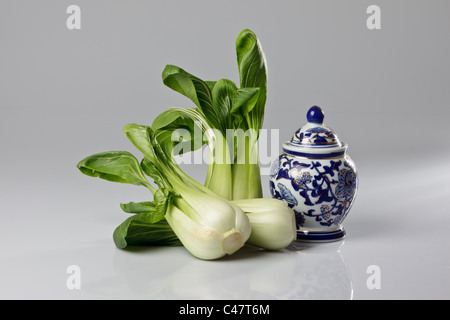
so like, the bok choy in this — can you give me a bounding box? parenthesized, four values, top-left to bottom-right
(78, 123, 251, 260)
(77, 28, 296, 260)
(232, 198, 296, 250)
(160, 29, 267, 200)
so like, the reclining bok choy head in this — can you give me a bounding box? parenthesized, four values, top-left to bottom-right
(232, 198, 297, 250)
(77, 123, 252, 260)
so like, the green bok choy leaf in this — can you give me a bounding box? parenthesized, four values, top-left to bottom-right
(160, 29, 267, 200)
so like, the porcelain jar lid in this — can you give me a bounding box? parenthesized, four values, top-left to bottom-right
(282, 106, 348, 159)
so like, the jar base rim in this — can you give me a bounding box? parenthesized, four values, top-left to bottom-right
(295, 227, 346, 242)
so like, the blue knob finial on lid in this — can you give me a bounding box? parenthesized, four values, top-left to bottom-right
(306, 106, 325, 124)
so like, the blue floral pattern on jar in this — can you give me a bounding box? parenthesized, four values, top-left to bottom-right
(270, 153, 358, 230)
(335, 169, 357, 200)
(292, 127, 339, 146)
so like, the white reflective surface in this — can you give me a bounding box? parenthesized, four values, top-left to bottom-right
(1, 0, 450, 300)
(1, 154, 449, 300)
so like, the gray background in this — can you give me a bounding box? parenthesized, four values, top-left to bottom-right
(1, 0, 449, 299)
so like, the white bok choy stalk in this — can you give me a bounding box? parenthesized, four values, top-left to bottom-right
(151, 106, 234, 201)
(122, 123, 251, 260)
(232, 198, 297, 250)
(165, 197, 250, 260)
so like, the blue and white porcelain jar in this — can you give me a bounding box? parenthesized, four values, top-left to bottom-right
(270, 106, 358, 242)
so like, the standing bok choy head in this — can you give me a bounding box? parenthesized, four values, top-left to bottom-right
(160, 29, 268, 201)
(77, 123, 251, 260)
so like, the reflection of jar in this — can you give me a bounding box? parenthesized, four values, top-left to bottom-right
(269, 106, 358, 242)
(284, 241, 353, 300)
